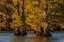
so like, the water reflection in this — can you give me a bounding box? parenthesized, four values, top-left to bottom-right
(11, 36, 60, 42)
(11, 36, 22, 42)
(26, 37, 55, 42)
(0, 32, 64, 42)
(11, 32, 64, 42)
(11, 36, 61, 42)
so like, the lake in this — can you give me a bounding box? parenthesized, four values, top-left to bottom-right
(0, 32, 64, 42)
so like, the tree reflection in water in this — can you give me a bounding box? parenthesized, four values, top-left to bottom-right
(0, 32, 64, 42)
(26, 37, 54, 42)
(11, 36, 22, 42)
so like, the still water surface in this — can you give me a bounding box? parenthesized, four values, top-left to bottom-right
(0, 32, 64, 42)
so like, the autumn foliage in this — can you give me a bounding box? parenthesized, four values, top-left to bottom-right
(0, 0, 64, 30)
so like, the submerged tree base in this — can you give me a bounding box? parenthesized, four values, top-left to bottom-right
(43, 32, 52, 37)
(14, 28, 21, 36)
(35, 30, 52, 37)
